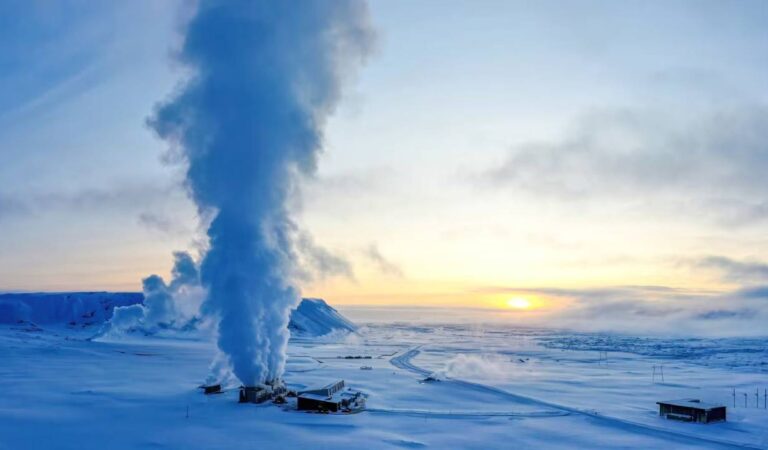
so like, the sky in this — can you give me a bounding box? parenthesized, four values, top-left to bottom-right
(1, 1, 768, 333)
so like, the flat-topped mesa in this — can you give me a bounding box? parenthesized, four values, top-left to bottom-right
(238, 380, 287, 404)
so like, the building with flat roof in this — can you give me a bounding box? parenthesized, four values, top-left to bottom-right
(297, 380, 365, 413)
(657, 399, 726, 423)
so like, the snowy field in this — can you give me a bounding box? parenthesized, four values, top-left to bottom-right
(1, 304, 767, 449)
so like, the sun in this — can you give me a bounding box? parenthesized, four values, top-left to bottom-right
(506, 297, 532, 310)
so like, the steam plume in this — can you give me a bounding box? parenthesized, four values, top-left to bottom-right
(149, 1, 373, 385)
(107, 251, 201, 333)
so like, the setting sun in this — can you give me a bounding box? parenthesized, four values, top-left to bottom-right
(506, 297, 532, 309)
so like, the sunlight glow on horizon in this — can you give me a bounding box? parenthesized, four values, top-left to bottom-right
(506, 297, 532, 310)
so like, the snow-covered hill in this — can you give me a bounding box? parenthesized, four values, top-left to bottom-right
(0, 293, 354, 337)
(288, 297, 357, 336)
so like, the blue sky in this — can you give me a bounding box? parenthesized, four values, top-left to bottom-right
(1, 0, 768, 332)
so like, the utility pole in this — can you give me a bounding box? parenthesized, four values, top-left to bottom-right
(732, 388, 736, 408)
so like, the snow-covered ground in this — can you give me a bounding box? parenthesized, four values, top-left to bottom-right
(1, 303, 767, 449)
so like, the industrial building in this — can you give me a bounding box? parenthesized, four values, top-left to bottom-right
(657, 399, 726, 423)
(297, 380, 365, 413)
(201, 384, 221, 395)
(239, 381, 287, 404)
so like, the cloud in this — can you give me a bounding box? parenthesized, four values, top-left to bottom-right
(0, 182, 183, 219)
(296, 231, 355, 282)
(475, 104, 768, 226)
(695, 309, 756, 320)
(364, 244, 404, 277)
(734, 285, 768, 300)
(137, 212, 188, 235)
(475, 284, 713, 301)
(0, 194, 28, 222)
(692, 256, 768, 283)
(299, 166, 397, 215)
(0, 2, 109, 120)
(475, 284, 768, 336)
(307, 168, 391, 195)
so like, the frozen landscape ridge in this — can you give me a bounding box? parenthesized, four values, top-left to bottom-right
(0, 292, 355, 337)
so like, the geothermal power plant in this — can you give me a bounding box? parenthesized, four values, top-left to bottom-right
(142, 0, 373, 402)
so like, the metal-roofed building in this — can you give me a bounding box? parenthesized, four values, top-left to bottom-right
(297, 380, 365, 413)
(657, 399, 726, 423)
(299, 380, 346, 398)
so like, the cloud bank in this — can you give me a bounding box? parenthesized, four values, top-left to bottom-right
(478, 105, 768, 226)
(487, 283, 768, 336)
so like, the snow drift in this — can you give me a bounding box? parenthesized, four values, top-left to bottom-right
(0, 293, 354, 337)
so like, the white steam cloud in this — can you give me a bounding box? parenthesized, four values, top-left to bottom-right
(147, 1, 373, 386)
(107, 251, 203, 334)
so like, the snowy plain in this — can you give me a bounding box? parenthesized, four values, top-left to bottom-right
(1, 296, 767, 449)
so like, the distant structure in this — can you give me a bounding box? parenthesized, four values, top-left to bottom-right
(297, 380, 365, 413)
(657, 399, 726, 423)
(239, 386, 271, 403)
(239, 381, 286, 404)
(201, 384, 221, 395)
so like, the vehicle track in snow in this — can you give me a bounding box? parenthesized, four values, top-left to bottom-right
(389, 346, 760, 450)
